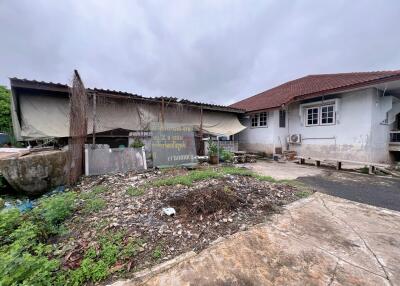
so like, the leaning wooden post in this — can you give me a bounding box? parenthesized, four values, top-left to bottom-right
(68, 69, 88, 185)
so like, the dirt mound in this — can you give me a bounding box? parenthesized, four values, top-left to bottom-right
(168, 185, 246, 216)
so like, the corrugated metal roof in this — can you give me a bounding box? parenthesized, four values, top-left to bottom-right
(10, 77, 244, 113)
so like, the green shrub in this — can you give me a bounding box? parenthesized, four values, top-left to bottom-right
(35, 192, 77, 226)
(360, 166, 369, 174)
(0, 208, 22, 244)
(207, 139, 218, 156)
(220, 149, 234, 162)
(130, 138, 144, 148)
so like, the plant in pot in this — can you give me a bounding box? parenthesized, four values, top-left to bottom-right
(208, 139, 219, 164)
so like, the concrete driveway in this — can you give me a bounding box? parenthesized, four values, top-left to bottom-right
(245, 161, 400, 212)
(114, 193, 400, 286)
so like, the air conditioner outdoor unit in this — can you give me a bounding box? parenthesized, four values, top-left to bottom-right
(288, 134, 302, 144)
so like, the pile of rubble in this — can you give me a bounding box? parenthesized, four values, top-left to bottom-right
(57, 168, 304, 279)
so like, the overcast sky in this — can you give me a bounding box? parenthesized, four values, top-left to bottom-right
(1, 1, 399, 105)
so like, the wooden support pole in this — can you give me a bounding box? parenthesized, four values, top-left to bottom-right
(199, 107, 204, 155)
(92, 93, 97, 149)
(161, 98, 165, 124)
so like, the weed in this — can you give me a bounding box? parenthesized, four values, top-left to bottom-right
(83, 197, 106, 214)
(152, 245, 163, 260)
(126, 186, 145, 197)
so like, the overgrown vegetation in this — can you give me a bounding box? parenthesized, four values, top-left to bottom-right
(0, 86, 11, 133)
(0, 188, 146, 286)
(0, 192, 76, 286)
(61, 231, 144, 285)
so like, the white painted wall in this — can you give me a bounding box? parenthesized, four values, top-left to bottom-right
(238, 113, 275, 154)
(237, 87, 396, 163)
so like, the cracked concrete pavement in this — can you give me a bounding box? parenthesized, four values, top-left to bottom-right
(114, 193, 400, 286)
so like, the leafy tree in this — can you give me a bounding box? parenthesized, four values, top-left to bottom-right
(0, 86, 12, 133)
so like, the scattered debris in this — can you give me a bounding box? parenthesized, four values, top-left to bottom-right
(162, 207, 176, 216)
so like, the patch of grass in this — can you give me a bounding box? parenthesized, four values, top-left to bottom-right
(83, 197, 106, 214)
(219, 166, 253, 176)
(126, 186, 145, 197)
(91, 185, 108, 194)
(152, 245, 163, 260)
(152, 167, 286, 187)
(295, 190, 313, 198)
(153, 169, 222, 187)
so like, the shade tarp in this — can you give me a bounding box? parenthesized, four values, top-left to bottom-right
(17, 94, 246, 139)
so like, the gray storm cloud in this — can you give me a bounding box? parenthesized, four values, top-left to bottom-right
(0, 0, 399, 105)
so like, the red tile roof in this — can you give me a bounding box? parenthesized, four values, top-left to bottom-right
(230, 71, 400, 112)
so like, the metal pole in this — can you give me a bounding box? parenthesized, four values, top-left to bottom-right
(92, 93, 97, 149)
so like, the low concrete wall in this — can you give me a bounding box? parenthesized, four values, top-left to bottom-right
(0, 150, 68, 195)
(85, 145, 147, 176)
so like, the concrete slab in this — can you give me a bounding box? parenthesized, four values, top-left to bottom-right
(114, 193, 400, 286)
(242, 161, 324, 180)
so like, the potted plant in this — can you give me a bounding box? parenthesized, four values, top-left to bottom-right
(208, 139, 219, 164)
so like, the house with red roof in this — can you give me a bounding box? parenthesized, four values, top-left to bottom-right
(231, 71, 400, 164)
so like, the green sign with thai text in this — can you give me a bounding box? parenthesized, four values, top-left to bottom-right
(150, 122, 197, 167)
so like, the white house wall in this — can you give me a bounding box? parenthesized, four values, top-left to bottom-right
(237, 87, 394, 163)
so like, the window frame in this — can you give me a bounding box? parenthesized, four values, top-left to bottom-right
(251, 113, 259, 127)
(259, 112, 268, 127)
(304, 104, 336, 127)
(250, 112, 268, 128)
(320, 104, 335, 126)
(279, 109, 286, 128)
(305, 107, 320, 127)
